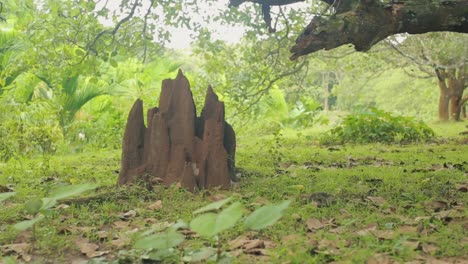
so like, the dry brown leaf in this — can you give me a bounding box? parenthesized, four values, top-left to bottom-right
(76, 238, 99, 257)
(455, 183, 468, 193)
(366, 253, 394, 264)
(229, 236, 251, 250)
(120, 209, 137, 219)
(424, 201, 448, 212)
(244, 240, 265, 251)
(372, 230, 396, 240)
(0, 243, 32, 262)
(291, 213, 302, 221)
(421, 243, 440, 255)
(113, 221, 130, 229)
(147, 200, 163, 210)
(110, 237, 130, 249)
(208, 193, 228, 202)
(434, 209, 464, 221)
(355, 224, 377, 236)
(76, 238, 110, 258)
(403, 240, 420, 250)
(398, 225, 419, 235)
(245, 248, 268, 256)
(366, 196, 386, 206)
(315, 239, 340, 255)
(56, 204, 70, 209)
(306, 218, 329, 231)
(329, 226, 346, 234)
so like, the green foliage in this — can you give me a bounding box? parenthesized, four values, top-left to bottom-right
(322, 108, 435, 144)
(0, 98, 62, 160)
(0, 192, 16, 202)
(133, 197, 289, 263)
(13, 183, 98, 231)
(190, 202, 244, 237)
(244, 200, 291, 230)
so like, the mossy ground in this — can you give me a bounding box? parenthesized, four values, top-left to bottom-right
(0, 123, 467, 263)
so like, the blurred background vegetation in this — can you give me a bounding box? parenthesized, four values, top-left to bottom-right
(0, 0, 466, 161)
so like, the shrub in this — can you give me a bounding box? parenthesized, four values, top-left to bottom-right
(321, 108, 434, 144)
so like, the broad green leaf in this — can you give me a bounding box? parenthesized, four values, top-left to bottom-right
(0, 192, 15, 202)
(49, 183, 98, 200)
(244, 200, 291, 230)
(190, 202, 244, 237)
(109, 59, 118, 68)
(40, 197, 57, 210)
(14, 215, 45, 231)
(24, 198, 43, 214)
(182, 247, 217, 262)
(134, 229, 184, 250)
(193, 197, 233, 215)
(189, 213, 217, 237)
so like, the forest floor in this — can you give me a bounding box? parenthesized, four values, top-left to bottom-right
(0, 124, 467, 263)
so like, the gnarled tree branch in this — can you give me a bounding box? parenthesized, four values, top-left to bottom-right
(290, 0, 468, 59)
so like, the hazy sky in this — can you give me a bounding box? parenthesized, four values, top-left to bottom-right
(96, 0, 243, 49)
(98, 0, 309, 49)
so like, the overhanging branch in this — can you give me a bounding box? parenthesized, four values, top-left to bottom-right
(290, 0, 468, 59)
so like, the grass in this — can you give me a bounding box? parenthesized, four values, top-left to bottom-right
(0, 122, 467, 263)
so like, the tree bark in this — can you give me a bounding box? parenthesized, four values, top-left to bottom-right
(436, 69, 450, 121)
(288, 0, 468, 59)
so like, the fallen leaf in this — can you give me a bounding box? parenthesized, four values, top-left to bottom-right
(325, 224, 344, 233)
(229, 236, 251, 250)
(366, 253, 394, 264)
(93, 231, 107, 240)
(76, 238, 99, 258)
(421, 243, 439, 255)
(306, 218, 333, 231)
(120, 209, 137, 219)
(110, 237, 130, 249)
(0, 243, 32, 262)
(414, 216, 431, 222)
(56, 204, 70, 209)
(372, 230, 396, 240)
(424, 201, 448, 212)
(315, 239, 340, 255)
(208, 193, 228, 202)
(455, 183, 467, 193)
(403, 240, 420, 250)
(366, 196, 386, 206)
(434, 209, 464, 221)
(244, 240, 265, 251)
(147, 200, 163, 210)
(355, 224, 377, 236)
(307, 192, 336, 207)
(245, 248, 268, 256)
(398, 225, 419, 235)
(113, 221, 130, 229)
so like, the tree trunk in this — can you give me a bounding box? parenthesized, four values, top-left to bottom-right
(446, 67, 467, 121)
(436, 69, 450, 121)
(438, 90, 450, 121)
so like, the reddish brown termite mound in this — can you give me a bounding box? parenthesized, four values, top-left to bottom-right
(118, 70, 236, 191)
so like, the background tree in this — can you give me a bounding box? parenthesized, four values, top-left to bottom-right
(385, 32, 467, 121)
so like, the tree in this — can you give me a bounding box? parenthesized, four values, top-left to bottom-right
(228, 0, 468, 59)
(384, 32, 467, 121)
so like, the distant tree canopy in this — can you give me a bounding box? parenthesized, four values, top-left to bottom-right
(228, 0, 468, 59)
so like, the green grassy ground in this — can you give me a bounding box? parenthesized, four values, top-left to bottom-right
(0, 124, 467, 263)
